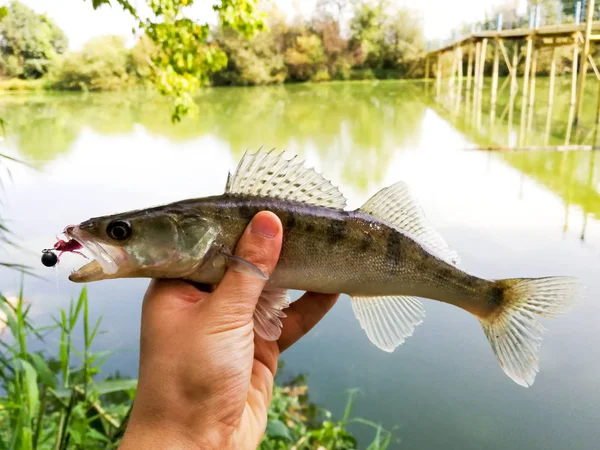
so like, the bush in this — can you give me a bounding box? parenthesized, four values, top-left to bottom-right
(350, 69, 376, 80)
(48, 36, 132, 91)
(311, 69, 331, 82)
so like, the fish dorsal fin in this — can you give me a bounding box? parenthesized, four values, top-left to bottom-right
(359, 182, 460, 266)
(226, 149, 347, 209)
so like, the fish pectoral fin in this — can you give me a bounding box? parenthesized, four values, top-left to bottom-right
(358, 182, 460, 266)
(351, 295, 425, 352)
(254, 287, 290, 341)
(222, 252, 269, 280)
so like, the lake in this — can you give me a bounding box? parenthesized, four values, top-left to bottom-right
(0, 80, 599, 449)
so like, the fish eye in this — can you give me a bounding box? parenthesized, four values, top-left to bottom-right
(106, 220, 132, 241)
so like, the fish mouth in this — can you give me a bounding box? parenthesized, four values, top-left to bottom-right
(66, 227, 127, 282)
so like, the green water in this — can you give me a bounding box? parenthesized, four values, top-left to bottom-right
(0, 80, 599, 449)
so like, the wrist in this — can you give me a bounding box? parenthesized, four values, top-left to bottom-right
(120, 412, 235, 450)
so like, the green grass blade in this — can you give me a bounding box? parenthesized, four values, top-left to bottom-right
(19, 359, 40, 420)
(28, 352, 57, 389)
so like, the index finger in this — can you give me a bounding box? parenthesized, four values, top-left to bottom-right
(278, 292, 339, 352)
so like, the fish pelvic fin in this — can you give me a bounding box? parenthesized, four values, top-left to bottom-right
(351, 295, 425, 352)
(254, 287, 290, 341)
(358, 182, 459, 266)
(480, 277, 583, 388)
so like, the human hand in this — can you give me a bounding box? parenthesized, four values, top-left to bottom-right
(119, 211, 339, 449)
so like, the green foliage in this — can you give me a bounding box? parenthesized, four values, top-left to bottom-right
(285, 33, 327, 82)
(349, 1, 425, 72)
(0, 287, 134, 449)
(0, 1, 67, 79)
(104, 0, 266, 121)
(260, 380, 396, 449)
(0, 286, 396, 449)
(213, 19, 287, 86)
(48, 36, 133, 91)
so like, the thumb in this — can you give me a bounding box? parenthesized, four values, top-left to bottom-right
(211, 211, 283, 322)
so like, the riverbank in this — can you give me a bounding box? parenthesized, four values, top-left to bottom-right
(0, 69, 410, 93)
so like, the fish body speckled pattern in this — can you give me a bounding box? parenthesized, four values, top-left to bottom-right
(63, 150, 583, 387)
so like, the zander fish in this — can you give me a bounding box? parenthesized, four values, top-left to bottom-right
(63, 150, 583, 387)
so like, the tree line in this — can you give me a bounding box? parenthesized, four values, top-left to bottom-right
(0, 0, 426, 91)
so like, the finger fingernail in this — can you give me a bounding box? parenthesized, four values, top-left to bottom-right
(250, 213, 278, 239)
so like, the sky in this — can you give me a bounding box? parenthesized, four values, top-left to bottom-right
(15, 0, 511, 49)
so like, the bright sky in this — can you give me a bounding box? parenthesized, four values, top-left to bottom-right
(15, 0, 511, 49)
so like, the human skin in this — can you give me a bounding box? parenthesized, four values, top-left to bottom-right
(119, 211, 339, 449)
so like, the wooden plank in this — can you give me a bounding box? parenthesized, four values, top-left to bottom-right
(425, 21, 600, 58)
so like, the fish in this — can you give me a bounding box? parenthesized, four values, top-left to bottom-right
(64, 150, 583, 387)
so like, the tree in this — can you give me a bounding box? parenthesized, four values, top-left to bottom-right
(88, 0, 267, 121)
(0, 1, 67, 78)
(213, 24, 287, 86)
(349, 1, 425, 72)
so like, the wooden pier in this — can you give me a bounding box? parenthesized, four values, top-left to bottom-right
(425, 0, 600, 130)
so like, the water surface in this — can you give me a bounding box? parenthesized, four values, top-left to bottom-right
(0, 81, 598, 449)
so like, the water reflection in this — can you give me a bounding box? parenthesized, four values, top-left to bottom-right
(0, 83, 426, 193)
(0, 84, 599, 450)
(432, 74, 600, 248)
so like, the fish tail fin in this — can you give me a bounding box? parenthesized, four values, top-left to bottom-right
(479, 277, 583, 387)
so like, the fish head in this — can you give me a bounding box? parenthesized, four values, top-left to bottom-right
(66, 208, 219, 282)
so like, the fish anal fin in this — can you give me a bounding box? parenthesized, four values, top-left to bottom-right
(350, 295, 425, 352)
(359, 182, 459, 266)
(225, 149, 347, 209)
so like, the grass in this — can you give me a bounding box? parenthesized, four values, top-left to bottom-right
(0, 79, 47, 92)
(0, 286, 397, 449)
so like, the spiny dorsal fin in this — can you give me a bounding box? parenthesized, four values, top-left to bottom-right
(225, 149, 347, 209)
(359, 181, 460, 266)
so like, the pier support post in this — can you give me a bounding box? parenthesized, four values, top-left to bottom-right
(491, 38, 500, 115)
(574, 0, 595, 125)
(545, 46, 557, 144)
(520, 37, 533, 144)
(527, 46, 539, 131)
(476, 38, 487, 126)
(472, 41, 481, 117)
(454, 46, 464, 114)
(436, 53, 442, 100)
(570, 36, 579, 109)
(508, 42, 519, 126)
